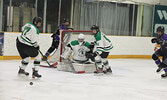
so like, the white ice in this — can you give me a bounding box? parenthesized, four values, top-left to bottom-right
(0, 59, 167, 100)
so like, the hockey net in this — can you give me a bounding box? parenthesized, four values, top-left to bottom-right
(47, 30, 93, 63)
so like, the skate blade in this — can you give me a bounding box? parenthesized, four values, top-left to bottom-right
(18, 73, 29, 76)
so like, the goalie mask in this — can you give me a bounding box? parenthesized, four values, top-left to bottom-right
(78, 33, 85, 45)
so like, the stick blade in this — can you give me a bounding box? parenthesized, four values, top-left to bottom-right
(77, 71, 85, 74)
(40, 62, 58, 68)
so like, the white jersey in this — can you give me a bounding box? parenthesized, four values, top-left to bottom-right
(18, 22, 39, 47)
(94, 32, 113, 52)
(69, 40, 90, 62)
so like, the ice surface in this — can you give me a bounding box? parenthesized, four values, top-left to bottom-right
(0, 59, 167, 100)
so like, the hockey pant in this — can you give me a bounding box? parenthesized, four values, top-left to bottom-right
(45, 39, 59, 57)
(16, 38, 41, 71)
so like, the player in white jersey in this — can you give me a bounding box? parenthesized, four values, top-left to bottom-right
(61, 34, 94, 63)
(16, 17, 42, 78)
(90, 25, 113, 74)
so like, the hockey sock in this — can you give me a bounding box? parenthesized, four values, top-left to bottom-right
(155, 59, 161, 65)
(33, 53, 41, 70)
(20, 57, 29, 70)
(164, 68, 167, 72)
(102, 58, 110, 69)
(33, 60, 40, 71)
(152, 54, 161, 66)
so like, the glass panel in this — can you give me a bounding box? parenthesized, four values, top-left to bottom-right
(3, 0, 35, 32)
(80, 1, 138, 36)
(141, 5, 153, 36)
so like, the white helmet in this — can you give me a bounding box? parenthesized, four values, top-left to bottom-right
(78, 33, 85, 39)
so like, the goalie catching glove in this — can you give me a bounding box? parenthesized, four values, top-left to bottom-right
(85, 51, 97, 59)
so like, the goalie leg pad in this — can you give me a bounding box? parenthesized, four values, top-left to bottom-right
(61, 47, 72, 59)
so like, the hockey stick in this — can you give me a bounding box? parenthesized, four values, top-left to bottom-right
(38, 50, 57, 68)
(67, 58, 85, 74)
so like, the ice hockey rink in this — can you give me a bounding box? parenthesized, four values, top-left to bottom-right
(0, 59, 167, 100)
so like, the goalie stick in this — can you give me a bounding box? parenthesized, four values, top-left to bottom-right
(67, 58, 85, 74)
(38, 50, 57, 68)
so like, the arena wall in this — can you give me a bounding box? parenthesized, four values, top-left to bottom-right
(0, 32, 155, 60)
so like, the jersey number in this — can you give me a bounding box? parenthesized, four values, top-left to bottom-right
(78, 48, 85, 57)
(22, 26, 31, 36)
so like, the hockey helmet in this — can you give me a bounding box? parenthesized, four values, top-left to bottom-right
(91, 25, 100, 33)
(33, 17, 42, 24)
(156, 26, 165, 33)
(78, 33, 85, 40)
(63, 18, 70, 23)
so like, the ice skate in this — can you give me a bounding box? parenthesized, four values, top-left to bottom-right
(156, 67, 163, 73)
(18, 68, 29, 76)
(106, 67, 112, 73)
(156, 63, 164, 73)
(32, 69, 42, 78)
(161, 72, 167, 78)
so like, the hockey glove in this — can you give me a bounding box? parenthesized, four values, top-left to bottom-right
(91, 41, 97, 45)
(157, 39, 164, 45)
(67, 28, 74, 30)
(85, 52, 97, 58)
(95, 51, 102, 55)
(89, 43, 95, 50)
(151, 38, 157, 43)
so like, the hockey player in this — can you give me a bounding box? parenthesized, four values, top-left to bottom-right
(151, 26, 167, 78)
(90, 25, 113, 74)
(42, 18, 70, 61)
(16, 17, 42, 78)
(61, 33, 94, 63)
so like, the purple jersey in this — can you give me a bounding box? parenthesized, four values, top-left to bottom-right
(159, 33, 167, 49)
(60, 24, 67, 30)
(161, 33, 167, 41)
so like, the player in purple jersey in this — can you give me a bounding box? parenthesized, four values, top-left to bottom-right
(152, 26, 167, 78)
(42, 18, 70, 61)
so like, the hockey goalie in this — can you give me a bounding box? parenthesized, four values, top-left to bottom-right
(57, 33, 96, 73)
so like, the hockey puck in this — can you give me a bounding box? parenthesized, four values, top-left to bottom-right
(30, 82, 33, 85)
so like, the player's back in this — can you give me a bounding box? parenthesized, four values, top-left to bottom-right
(18, 22, 39, 46)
